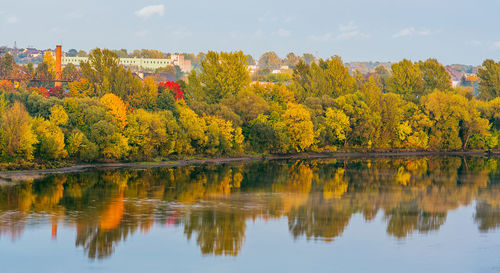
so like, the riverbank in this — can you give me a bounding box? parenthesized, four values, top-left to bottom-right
(0, 150, 498, 183)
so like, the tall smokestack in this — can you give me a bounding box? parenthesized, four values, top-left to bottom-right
(55, 45, 62, 87)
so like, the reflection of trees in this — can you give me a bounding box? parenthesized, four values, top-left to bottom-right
(475, 188, 500, 232)
(183, 209, 246, 256)
(0, 156, 499, 258)
(475, 202, 500, 232)
(288, 197, 352, 242)
(385, 205, 446, 238)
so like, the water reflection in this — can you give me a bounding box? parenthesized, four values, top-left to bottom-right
(0, 156, 499, 259)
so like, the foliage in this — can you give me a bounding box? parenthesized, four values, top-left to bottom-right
(282, 103, 315, 152)
(100, 93, 128, 129)
(0, 50, 498, 166)
(187, 51, 249, 103)
(387, 59, 424, 101)
(0, 102, 38, 160)
(477, 59, 500, 100)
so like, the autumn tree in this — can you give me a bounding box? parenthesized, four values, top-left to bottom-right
(284, 53, 301, 68)
(88, 120, 129, 159)
(477, 59, 500, 100)
(100, 93, 128, 129)
(246, 54, 256, 65)
(321, 108, 350, 147)
(0, 53, 16, 76)
(422, 90, 491, 150)
(387, 59, 424, 101)
(31, 105, 69, 159)
(282, 103, 315, 152)
(295, 56, 356, 99)
(204, 116, 243, 155)
(128, 76, 158, 110)
(418, 58, 451, 94)
(69, 79, 93, 98)
(177, 103, 208, 153)
(187, 51, 249, 103)
(125, 109, 177, 159)
(80, 48, 138, 97)
(0, 102, 38, 160)
(43, 51, 56, 76)
(258, 51, 281, 70)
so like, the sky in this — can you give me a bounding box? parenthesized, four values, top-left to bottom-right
(0, 0, 499, 65)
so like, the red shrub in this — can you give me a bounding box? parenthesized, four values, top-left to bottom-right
(158, 81, 184, 100)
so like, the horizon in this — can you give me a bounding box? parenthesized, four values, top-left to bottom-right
(1, 0, 499, 66)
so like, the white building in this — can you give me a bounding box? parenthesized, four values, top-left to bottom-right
(61, 56, 172, 71)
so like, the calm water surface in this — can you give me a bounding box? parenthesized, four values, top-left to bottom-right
(1, 156, 499, 273)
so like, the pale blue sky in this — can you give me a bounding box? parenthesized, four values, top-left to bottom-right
(0, 0, 498, 65)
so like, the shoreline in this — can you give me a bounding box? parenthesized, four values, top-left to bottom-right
(0, 150, 498, 183)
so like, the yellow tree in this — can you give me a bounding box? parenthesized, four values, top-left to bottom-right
(282, 103, 315, 152)
(176, 103, 207, 153)
(49, 105, 69, 126)
(100, 93, 128, 129)
(31, 117, 67, 159)
(127, 76, 158, 109)
(43, 51, 56, 76)
(68, 79, 93, 98)
(322, 108, 350, 147)
(0, 102, 38, 160)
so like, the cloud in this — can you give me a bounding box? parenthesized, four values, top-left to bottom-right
(5, 15, 19, 24)
(135, 4, 165, 19)
(276, 29, 291, 37)
(393, 27, 432, 38)
(309, 33, 335, 42)
(309, 21, 368, 42)
(492, 41, 500, 49)
(336, 21, 369, 40)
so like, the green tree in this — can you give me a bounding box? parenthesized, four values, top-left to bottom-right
(418, 58, 451, 94)
(32, 117, 67, 159)
(258, 51, 281, 70)
(284, 53, 301, 67)
(294, 56, 356, 99)
(89, 120, 129, 159)
(187, 51, 250, 103)
(0, 53, 15, 76)
(80, 48, 137, 98)
(477, 59, 500, 100)
(246, 54, 256, 65)
(125, 109, 178, 159)
(387, 59, 424, 101)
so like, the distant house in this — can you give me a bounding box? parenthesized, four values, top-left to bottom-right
(134, 72, 176, 82)
(445, 66, 465, 88)
(248, 65, 258, 74)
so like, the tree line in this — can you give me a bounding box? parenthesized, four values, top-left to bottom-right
(0, 49, 499, 166)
